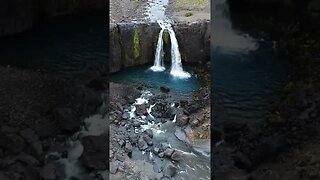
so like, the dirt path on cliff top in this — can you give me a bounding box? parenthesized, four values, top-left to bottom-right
(110, 0, 210, 23)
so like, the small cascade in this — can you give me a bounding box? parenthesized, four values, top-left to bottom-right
(150, 20, 191, 79)
(150, 29, 165, 71)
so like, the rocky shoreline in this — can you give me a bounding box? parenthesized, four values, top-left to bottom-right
(0, 65, 109, 179)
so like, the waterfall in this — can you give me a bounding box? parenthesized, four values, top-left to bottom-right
(213, 0, 257, 53)
(167, 28, 191, 78)
(150, 20, 191, 78)
(150, 29, 165, 72)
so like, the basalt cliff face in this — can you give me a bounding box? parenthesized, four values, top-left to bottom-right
(109, 20, 210, 73)
(0, 0, 105, 37)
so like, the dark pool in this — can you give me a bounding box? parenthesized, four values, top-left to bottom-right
(212, 40, 289, 126)
(0, 10, 107, 78)
(111, 65, 200, 97)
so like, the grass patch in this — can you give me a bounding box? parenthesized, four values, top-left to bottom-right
(185, 12, 193, 17)
(175, 0, 209, 9)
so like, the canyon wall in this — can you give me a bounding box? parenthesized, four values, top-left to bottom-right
(0, 0, 105, 37)
(109, 20, 210, 73)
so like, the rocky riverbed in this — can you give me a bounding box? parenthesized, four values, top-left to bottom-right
(109, 80, 211, 179)
(0, 65, 109, 179)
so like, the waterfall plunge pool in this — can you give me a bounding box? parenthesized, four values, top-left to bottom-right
(111, 64, 200, 98)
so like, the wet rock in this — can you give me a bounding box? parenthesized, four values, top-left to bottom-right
(144, 129, 153, 138)
(158, 152, 165, 158)
(136, 104, 148, 116)
(164, 148, 174, 157)
(138, 138, 148, 150)
(110, 161, 118, 174)
(176, 114, 189, 127)
(180, 100, 188, 107)
(143, 134, 153, 146)
(153, 147, 160, 154)
(41, 163, 56, 180)
(122, 112, 129, 120)
(80, 135, 107, 170)
(125, 142, 133, 153)
(133, 121, 141, 127)
(162, 164, 177, 178)
(54, 108, 80, 132)
(174, 127, 189, 144)
(160, 86, 170, 93)
(171, 151, 182, 161)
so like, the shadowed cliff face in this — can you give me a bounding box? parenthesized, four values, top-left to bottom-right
(0, 0, 105, 37)
(109, 21, 210, 73)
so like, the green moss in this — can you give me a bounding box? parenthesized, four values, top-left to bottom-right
(163, 31, 170, 44)
(185, 12, 193, 17)
(133, 29, 140, 63)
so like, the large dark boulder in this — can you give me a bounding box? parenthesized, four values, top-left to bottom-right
(80, 135, 108, 170)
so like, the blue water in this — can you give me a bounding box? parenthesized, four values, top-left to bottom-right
(111, 65, 200, 97)
(212, 40, 289, 125)
(0, 10, 107, 78)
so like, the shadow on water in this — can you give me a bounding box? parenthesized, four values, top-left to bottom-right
(0, 10, 107, 78)
(212, 39, 289, 126)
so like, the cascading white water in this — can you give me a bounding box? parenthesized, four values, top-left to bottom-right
(167, 28, 191, 78)
(150, 29, 165, 71)
(150, 20, 191, 78)
(213, 0, 257, 53)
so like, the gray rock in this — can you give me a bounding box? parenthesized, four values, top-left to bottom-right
(115, 154, 125, 162)
(144, 129, 153, 138)
(158, 152, 165, 158)
(129, 133, 138, 144)
(138, 138, 148, 150)
(136, 104, 148, 116)
(118, 139, 125, 147)
(164, 148, 174, 157)
(176, 114, 189, 127)
(153, 147, 160, 154)
(133, 121, 141, 127)
(171, 151, 182, 161)
(163, 164, 177, 178)
(143, 134, 153, 146)
(41, 163, 56, 180)
(110, 161, 118, 174)
(122, 112, 129, 120)
(125, 142, 133, 152)
(80, 135, 107, 170)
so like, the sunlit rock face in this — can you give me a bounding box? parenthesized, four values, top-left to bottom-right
(0, 0, 104, 37)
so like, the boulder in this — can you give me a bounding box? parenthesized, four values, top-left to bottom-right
(80, 135, 108, 170)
